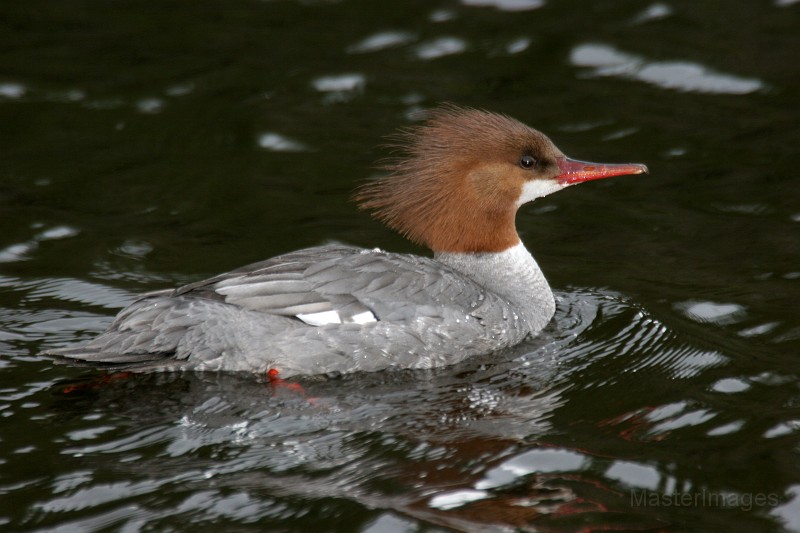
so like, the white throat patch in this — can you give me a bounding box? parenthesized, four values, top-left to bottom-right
(516, 179, 566, 207)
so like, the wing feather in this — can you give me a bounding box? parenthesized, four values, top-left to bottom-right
(164, 244, 492, 326)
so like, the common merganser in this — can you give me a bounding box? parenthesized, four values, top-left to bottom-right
(49, 105, 647, 376)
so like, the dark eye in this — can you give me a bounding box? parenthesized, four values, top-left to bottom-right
(519, 155, 537, 169)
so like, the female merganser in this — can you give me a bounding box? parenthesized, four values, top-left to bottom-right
(49, 105, 647, 376)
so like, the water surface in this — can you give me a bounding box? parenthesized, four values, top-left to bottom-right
(2, 0, 800, 531)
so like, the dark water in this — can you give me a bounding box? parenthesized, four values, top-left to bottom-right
(2, 0, 799, 531)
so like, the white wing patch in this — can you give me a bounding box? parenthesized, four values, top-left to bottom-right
(296, 309, 378, 326)
(296, 310, 342, 326)
(352, 310, 378, 324)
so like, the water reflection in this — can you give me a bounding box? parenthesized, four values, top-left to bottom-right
(256, 132, 309, 152)
(311, 73, 366, 104)
(1, 261, 797, 530)
(415, 37, 468, 60)
(630, 3, 673, 24)
(2, 0, 799, 529)
(0, 82, 25, 98)
(461, 0, 545, 12)
(347, 31, 416, 54)
(10, 287, 746, 529)
(675, 300, 747, 325)
(570, 43, 766, 94)
(0, 225, 80, 263)
(136, 98, 165, 114)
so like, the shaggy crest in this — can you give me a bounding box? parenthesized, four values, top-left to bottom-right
(355, 105, 559, 253)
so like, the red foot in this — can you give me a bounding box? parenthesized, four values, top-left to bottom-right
(266, 368, 317, 404)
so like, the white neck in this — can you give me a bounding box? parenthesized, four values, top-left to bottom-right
(434, 242, 555, 333)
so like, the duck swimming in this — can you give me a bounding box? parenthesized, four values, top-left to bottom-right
(49, 105, 647, 376)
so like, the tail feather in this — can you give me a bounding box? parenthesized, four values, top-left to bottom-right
(46, 344, 176, 370)
(44, 294, 194, 370)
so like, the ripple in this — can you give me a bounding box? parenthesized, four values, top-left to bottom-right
(649, 406, 716, 433)
(750, 371, 795, 386)
(365, 514, 416, 532)
(764, 421, 800, 438)
(712, 203, 771, 215)
(23, 278, 135, 309)
(311, 73, 365, 92)
(663, 147, 688, 158)
(115, 240, 154, 259)
(570, 43, 765, 94)
(7, 277, 764, 531)
(505, 37, 531, 54)
(0, 82, 26, 99)
(47, 89, 86, 102)
(165, 83, 194, 97)
(606, 460, 661, 490)
(429, 9, 456, 22)
(414, 37, 467, 60)
(475, 447, 589, 489)
(0, 380, 53, 403)
(675, 300, 747, 325)
(462, 0, 545, 11)
(347, 31, 415, 53)
(771, 485, 800, 530)
(706, 420, 744, 436)
(256, 132, 309, 152)
(83, 98, 125, 110)
(560, 291, 728, 382)
(136, 98, 165, 114)
(174, 491, 270, 522)
(602, 127, 639, 141)
(67, 426, 116, 441)
(36, 226, 80, 241)
(0, 242, 36, 263)
(311, 73, 365, 103)
(429, 489, 488, 510)
(711, 377, 750, 393)
(52, 471, 94, 494)
(36, 476, 186, 513)
(0, 225, 80, 263)
(630, 3, 673, 24)
(774, 326, 800, 343)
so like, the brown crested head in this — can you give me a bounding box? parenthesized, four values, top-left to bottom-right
(355, 105, 567, 253)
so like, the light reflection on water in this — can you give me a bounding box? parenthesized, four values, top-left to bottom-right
(1, 0, 799, 530)
(570, 43, 766, 95)
(4, 282, 778, 530)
